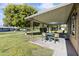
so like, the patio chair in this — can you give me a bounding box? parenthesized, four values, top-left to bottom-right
(54, 32, 59, 43)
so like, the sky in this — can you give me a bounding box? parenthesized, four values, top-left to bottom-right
(0, 3, 60, 26)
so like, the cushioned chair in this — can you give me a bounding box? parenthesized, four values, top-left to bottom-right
(54, 33, 59, 43)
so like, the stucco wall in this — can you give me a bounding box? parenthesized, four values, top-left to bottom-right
(75, 5, 79, 55)
(69, 4, 79, 55)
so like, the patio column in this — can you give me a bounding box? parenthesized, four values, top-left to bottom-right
(47, 25, 49, 32)
(47, 24, 51, 32)
(30, 20, 34, 40)
(58, 25, 60, 30)
(42, 23, 44, 28)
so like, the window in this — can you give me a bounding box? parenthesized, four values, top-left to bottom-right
(71, 11, 76, 36)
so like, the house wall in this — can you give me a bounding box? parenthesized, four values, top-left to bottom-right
(68, 4, 79, 55)
(75, 4, 79, 55)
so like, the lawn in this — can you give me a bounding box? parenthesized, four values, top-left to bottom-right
(0, 31, 53, 56)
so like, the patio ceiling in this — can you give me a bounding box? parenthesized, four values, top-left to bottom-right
(25, 3, 73, 24)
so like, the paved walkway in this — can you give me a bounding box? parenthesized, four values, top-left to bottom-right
(30, 38, 67, 56)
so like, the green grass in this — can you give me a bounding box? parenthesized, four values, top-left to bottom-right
(0, 31, 53, 56)
(0, 31, 22, 35)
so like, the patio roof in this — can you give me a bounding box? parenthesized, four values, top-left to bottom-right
(25, 3, 73, 24)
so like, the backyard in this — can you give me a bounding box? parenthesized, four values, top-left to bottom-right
(0, 31, 53, 56)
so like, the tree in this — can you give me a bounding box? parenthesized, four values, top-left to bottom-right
(3, 4, 37, 28)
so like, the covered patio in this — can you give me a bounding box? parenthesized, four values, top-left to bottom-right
(25, 3, 78, 56)
(25, 3, 73, 40)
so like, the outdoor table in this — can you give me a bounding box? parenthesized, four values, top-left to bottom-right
(46, 33, 54, 41)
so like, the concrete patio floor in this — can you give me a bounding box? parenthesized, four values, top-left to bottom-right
(30, 38, 67, 56)
(65, 39, 78, 56)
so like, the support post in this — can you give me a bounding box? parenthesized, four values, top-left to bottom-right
(30, 20, 34, 40)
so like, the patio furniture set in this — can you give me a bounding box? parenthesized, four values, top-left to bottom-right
(42, 32, 59, 43)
